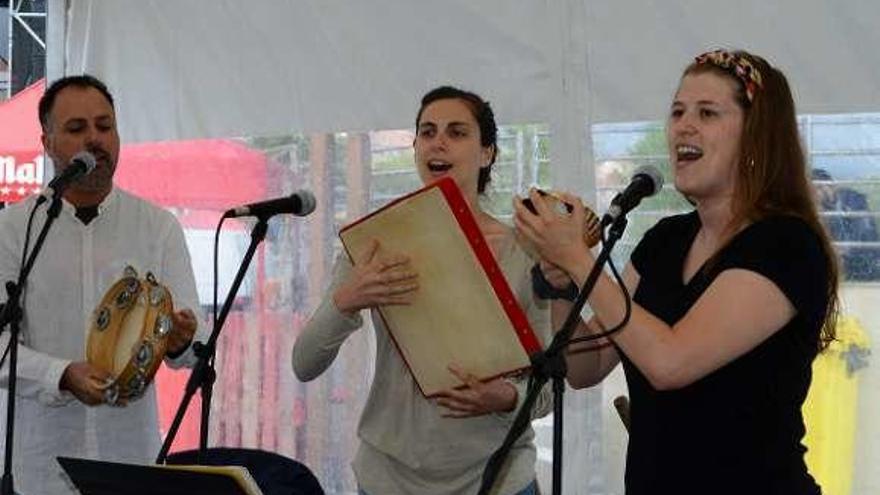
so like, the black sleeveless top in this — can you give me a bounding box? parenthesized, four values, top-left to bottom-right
(623, 212, 828, 495)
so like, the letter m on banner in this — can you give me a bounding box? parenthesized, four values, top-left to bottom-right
(0, 153, 44, 203)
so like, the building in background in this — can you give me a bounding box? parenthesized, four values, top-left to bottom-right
(1, 4, 10, 99)
(3, 0, 44, 99)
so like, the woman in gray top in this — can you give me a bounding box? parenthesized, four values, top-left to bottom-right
(292, 86, 552, 495)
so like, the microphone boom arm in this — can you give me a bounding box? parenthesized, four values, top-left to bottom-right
(479, 215, 630, 495)
(156, 218, 269, 464)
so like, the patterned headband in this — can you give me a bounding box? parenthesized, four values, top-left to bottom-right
(694, 50, 764, 103)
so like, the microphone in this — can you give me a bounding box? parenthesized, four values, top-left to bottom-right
(41, 151, 98, 201)
(224, 190, 317, 219)
(603, 165, 664, 225)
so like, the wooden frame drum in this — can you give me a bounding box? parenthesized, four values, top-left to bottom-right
(87, 266, 174, 405)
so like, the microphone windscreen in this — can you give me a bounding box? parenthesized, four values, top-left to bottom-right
(294, 189, 317, 216)
(71, 151, 98, 173)
(633, 165, 664, 196)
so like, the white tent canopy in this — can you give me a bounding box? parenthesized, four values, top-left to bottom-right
(56, 0, 880, 141)
(32, 2, 880, 494)
(52, 0, 880, 196)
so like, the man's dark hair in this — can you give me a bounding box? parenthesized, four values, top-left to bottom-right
(38, 74, 115, 130)
(415, 86, 498, 194)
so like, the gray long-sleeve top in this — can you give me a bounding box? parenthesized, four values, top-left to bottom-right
(292, 234, 553, 495)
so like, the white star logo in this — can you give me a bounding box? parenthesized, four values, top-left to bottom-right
(17, 187, 27, 195)
(0, 187, 10, 195)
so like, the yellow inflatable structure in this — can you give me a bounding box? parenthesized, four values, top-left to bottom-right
(802, 316, 871, 495)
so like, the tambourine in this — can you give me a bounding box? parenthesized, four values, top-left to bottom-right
(521, 189, 602, 247)
(87, 266, 174, 405)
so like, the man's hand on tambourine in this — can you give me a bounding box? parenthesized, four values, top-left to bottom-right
(167, 308, 198, 357)
(434, 365, 518, 418)
(333, 239, 419, 315)
(60, 361, 113, 406)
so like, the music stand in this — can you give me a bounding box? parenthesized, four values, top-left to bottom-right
(57, 457, 263, 495)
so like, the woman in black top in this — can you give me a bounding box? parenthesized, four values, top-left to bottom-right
(513, 50, 840, 494)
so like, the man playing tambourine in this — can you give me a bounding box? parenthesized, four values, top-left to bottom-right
(0, 75, 204, 495)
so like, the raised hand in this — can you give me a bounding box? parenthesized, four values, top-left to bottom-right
(514, 189, 592, 276)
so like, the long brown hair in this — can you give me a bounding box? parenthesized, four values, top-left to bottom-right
(683, 50, 839, 349)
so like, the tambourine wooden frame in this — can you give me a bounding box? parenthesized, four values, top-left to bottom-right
(86, 267, 174, 405)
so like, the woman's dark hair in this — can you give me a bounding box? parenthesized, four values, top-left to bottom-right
(415, 86, 498, 193)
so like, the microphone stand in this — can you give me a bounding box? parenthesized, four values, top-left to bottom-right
(478, 216, 629, 495)
(0, 195, 65, 495)
(156, 216, 269, 465)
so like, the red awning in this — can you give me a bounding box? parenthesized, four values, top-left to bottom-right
(0, 80, 43, 153)
(0, 81, 46, 202)
(115, 139, 268, 211)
